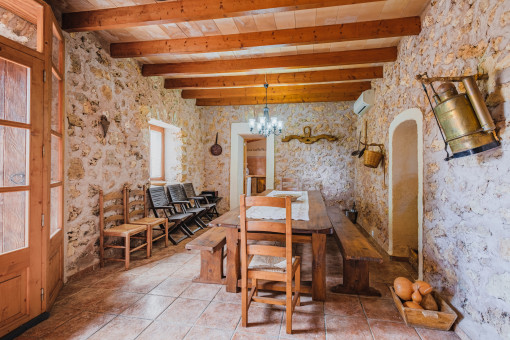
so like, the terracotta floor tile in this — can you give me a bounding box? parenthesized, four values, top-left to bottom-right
(196, 301, 241, 331)
(124, 262, 158, 276)
(23, 305, 82, 337)
(213, 285, 242, 305)
(54, 287, 112, 310)
(360, 297, 402, 322)
(136, 320, 191, 340)
(369, 320, 420, 340)
(325, 315, 372, 340)
(364, 283, 392, 299)
(41, 311, 115, 340)
(180, 283, 222, 301)
(170, 263, 202, 280)
(144, 261, 183, 276)
(324, 294, 364, 317)
(87, 316, 151, 340)
(53, 283, 84, 303)
(150, 277, 192, 297)
(232, 331, 279, 339)
(121, 294, 175, 319)
(122, 273, 168, 294)
(293, 294, 324, 314)
(161, 252, 197, 265)
(415, 327, 461, 340)
(238, 306, 283, 335)
(90, 290, 144, 314)
(157, 297, 210, 325)
(279, 311, 325, 339)
(185, 325, 234, 340)
(91, 270, 139, 290)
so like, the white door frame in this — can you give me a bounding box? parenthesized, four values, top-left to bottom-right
(388, 108, 424, 280)
(230, 123, 275, 209)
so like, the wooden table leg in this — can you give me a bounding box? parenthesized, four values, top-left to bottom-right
(311, 233, 326, 301)
(226, 227, 240, 293)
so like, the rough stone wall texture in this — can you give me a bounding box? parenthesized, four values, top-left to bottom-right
(200, 103, 357, 213)
(354, 1, 510, 338)
(64, 32, 203, 278)
(0, 7, 37, 49)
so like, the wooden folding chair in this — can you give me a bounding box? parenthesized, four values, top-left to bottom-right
(166, 184, 207, 232)
(183, 182, 219, 218)
(99, 189, 150, 269)
(239, 195, 301, 334)
(124, 185, 170, 254)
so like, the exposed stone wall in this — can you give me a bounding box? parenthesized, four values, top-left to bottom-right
(0, 7, 37, 49)
(199, 103, 357, 212)
(355, 0, 510, 338)
(64, 32, 204, 278)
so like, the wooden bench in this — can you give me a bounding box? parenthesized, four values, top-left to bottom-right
(185, 227, 226, 284)
(327, 206, 383, 296)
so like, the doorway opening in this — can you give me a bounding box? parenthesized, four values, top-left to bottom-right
(388, 108, 423, 279)
(243, 136, 267, 195)
(230, 123, 274, 210)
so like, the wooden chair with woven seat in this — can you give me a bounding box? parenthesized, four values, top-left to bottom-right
(124, 185, 170, 254)
(239, 194, 301, 334)
(99, 189, 150, 269)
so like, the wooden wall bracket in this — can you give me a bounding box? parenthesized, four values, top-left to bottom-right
(282, 126, 337, 144)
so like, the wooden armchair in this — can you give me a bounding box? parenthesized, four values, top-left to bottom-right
(125, 185, 169, 254)
(147, 186, 194, 244)
(166, 184, 207, 233)
(239, 195, 301, 334)
(99, 189, 150, 269)
(183, 182, 219, 218)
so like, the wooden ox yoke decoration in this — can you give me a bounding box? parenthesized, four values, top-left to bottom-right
(282, 126, 337, 144)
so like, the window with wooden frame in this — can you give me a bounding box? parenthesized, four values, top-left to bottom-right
(149, 125, 165, 181)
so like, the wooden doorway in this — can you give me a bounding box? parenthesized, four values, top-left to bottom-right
(0, 42, 45, 336)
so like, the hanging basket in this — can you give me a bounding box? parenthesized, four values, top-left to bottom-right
(364, 145, 383, 168)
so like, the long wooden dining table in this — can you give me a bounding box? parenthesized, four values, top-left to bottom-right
(208, 190, 333, 301)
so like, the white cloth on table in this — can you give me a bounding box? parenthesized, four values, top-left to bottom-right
(245, 190, 309, 221)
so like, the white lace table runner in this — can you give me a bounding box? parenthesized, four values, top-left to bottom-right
(246, 191, 309, 221)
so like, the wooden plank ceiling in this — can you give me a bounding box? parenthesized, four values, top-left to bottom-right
(60, 0, 429, 106)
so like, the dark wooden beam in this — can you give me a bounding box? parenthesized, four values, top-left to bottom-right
(196, 92, 361, 105)
(165, 66, 382, 89)
(62, 0, 383, 32)
(143, 47, 397, 76)
(182, 82, 371, 99)
(110, 17, 420, 57)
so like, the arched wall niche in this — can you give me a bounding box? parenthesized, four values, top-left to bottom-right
(388, 108, 424, 279)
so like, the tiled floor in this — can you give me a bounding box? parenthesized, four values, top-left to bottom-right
(18, 229, 460, 340)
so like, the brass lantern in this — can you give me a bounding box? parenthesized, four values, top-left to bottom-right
(418, 74, 500, 160)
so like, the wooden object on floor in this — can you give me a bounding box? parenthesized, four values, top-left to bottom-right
(185, 227, 227, 284)
(390, 287, 458, 331)
(147, 186, 195, 245)
(99, 189, 150, 270)
(281, 178, 300, 191)
(209, 190, 332, 301)
(125, 185, 170, 254)
(327, 206, 383, 296)
(239, 195, 301, 334)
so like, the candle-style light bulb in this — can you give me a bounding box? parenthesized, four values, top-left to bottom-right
(249, 118, 255, 128)
(271, 117, 278, 127)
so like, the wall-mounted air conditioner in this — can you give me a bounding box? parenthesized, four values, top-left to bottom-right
(353, 89, 375, 116)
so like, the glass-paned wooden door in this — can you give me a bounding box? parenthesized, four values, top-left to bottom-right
(0, 43, 44, 336)
(46, 19, 64, 307)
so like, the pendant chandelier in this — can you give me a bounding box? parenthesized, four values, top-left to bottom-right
(248, 80, 283, 137)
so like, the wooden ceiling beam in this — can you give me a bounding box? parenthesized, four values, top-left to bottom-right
(143, 47, 397, 76)
(110, 17, 420, 57)
(165, 66, 382, 89)
(182, 82, 371, 99)
(62, 0, 384, 32)
(196, 93, 361, 106)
